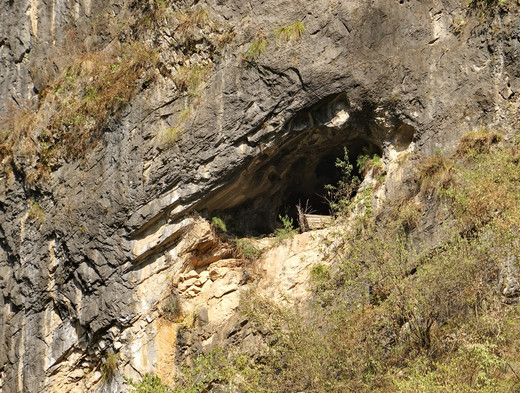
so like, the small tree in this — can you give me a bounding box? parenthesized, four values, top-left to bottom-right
(324, 148, 360, 215)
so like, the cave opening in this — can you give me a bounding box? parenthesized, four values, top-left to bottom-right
(202, 129, 382, 236)
(275, 138, 381, 230)
(199, 94, 413, 237)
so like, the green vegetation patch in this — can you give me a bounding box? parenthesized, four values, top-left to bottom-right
(273, 214, 298, 244)
(211, 216, 228, 232)
(245, 39, 269, 61)
(234, 238, 263, 260)
(127, 373, 173, 393)
(47, 42, 159, 158)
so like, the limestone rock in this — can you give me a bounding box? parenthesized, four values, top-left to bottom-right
(1, 0, 520, 391)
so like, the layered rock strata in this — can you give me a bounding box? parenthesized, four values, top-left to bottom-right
(1, 0, 520, 391)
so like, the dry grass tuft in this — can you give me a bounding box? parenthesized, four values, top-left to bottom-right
(418, 152, 455, 192)
(275, 21, 305, 42)
(456, 129, 501, 156)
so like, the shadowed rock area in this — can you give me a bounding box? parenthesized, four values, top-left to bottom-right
(1, 0, 520, 391)
(200, 93, 389, 234)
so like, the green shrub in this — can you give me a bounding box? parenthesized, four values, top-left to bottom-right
(395, 343, 510, 392)
(211, 216, 227, 232)
(273, 214, 297, 243)
(324, 148, 360, 215)
(234, 238, 262, 260)
(128, 373, 173, 393)
(309, 263, 331, 292)
(172, 348, 253, 393)
(357, 153, 384, 178)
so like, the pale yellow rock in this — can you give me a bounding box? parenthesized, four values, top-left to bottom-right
(68, 369, 84, 379)
(199, 270, 210, 282)
(213, 274, 239, 298)
(47, 217, 334, 393)
(178, 277, 198, 291)
(184, 270, 199, 280)
(207, 290, 240, 325)
(208, 267, 227, 281)
(201, 278, 213, 292)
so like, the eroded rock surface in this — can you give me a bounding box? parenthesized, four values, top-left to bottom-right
(1, 0, 520, 391)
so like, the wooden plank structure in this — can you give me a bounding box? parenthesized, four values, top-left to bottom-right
(297, 204, 332, 232)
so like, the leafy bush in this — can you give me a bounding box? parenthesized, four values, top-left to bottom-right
(234, 238, 262, 260)
(309, 263, 331, 292)
(448, 134, 520, 232)
(324, 148, 360, 215)
(128, 373, 173, 393)
(273, 214, 298, 243)
(356, 153, 383, 177)
(172, 348, 252, 393)
(211, 216, 227, 232)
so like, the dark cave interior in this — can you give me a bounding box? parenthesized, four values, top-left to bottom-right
(203, 127, 382, 236)
(199, 94, 414, 236)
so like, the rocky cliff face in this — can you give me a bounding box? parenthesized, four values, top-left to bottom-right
(1, 0, 520, 391)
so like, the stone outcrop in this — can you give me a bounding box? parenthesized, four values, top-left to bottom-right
(1, 0, 520, 391)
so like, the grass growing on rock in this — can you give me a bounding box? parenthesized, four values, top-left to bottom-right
(46, 42, 159, 157)
(0, 41, 159, 184)
(244, 39, 268, 61)
(275, 21, 305, 42)
(1, 3, 234, 184)
(100, 352, 119, 381)
(234, 238, 263, 260)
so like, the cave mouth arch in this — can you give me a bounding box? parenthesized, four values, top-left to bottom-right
(200, 95, 414, 236)
(201, 129, 382, 236)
